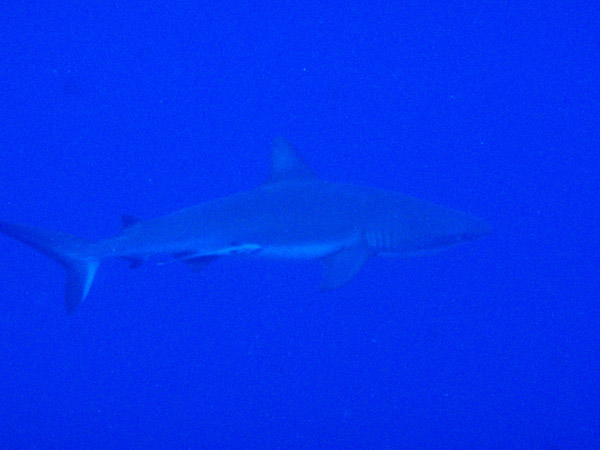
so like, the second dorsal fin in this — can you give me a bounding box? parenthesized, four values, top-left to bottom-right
(121, 215, 141, 229)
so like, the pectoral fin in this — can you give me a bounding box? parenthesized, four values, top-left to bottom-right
(320, 246, 371, 290)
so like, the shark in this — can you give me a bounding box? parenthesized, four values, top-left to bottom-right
(0, 139, 491, 313)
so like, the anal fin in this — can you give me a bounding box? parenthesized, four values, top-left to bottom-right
(183, 256, 220, 272)
(126, 257, 144, 269)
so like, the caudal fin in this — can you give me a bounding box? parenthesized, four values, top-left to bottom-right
(0, 221, 100, 313)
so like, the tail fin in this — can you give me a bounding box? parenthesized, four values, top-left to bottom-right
(0, 221, 100, 313)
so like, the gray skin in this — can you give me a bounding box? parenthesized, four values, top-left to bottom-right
(0, 139, 491, 312)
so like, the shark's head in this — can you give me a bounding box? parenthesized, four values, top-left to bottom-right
(425, 212, 492, 248)
(366, 194, 492, 255)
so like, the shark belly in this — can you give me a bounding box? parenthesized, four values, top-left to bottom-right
(258, 240, 349, 259)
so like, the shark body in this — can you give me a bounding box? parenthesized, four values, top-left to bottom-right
(0, 139, 490, 312)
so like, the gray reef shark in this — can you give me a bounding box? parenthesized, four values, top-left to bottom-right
(0, 139, 491, 313)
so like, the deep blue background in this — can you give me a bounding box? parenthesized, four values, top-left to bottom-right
(0, 2, 598, 449)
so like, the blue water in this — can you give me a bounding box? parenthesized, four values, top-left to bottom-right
(0, 2, 598, 449)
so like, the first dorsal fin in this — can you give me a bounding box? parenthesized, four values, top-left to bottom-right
(269, 138, 316, 183)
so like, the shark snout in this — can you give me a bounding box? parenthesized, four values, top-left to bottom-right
(458, 216, 492, 242)
(432, 212, 492, 247)
(417, 213, 492, 250)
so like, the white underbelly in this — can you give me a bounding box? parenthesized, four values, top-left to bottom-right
(259, 241, 345, 259)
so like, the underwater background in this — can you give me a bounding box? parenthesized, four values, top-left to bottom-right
(0, 1, 598, 449)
